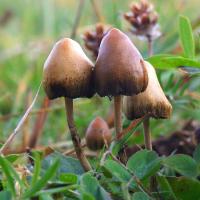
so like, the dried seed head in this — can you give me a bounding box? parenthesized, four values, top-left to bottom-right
(94, 28, 148, 97)
(124, 0, 160, 40)
(85, 117, 112, 151)
(43, 38, 94, 99)
(82, 23, 109, 60)
(123, 61, 172, 119)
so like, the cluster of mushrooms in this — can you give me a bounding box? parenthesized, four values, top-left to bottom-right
(43, 28, 172, 171)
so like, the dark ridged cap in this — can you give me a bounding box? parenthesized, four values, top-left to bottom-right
(94, 28, 148, 97)
(43, 38, 94, 99)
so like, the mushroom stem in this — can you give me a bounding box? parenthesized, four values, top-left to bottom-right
(64, 97, 92, 171)
(114, 95, 122, 136)
(143, 116, 152, 150)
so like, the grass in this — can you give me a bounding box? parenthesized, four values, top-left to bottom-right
(0, 0, 199, 152)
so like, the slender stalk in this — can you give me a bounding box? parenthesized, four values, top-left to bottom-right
(90, 0, 103, 22)
(143, 117, 152, 150)
(64, 97, 92, 171)
(114, 96, 122, 136)
(147, 36, 153, 57)
(70, 0, 85, 39)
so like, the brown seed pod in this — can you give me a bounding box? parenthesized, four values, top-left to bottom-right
(82, 23, 109, 60)
(86, 117, 112, 151)
(124, 0, 160, 40)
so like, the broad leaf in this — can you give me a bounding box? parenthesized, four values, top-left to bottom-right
(42, 152, 84, 176)
(104, 160, 132, 183)
(147, 54, 200, 69)
(127, 150, 161, 180)
(163, 154, 198, 177)
(168, 177, 200, 200)
(179, 15, 195, 59)
(80, 173, 112, 200)
(132, 192, 150, 200)
(22, 159, 60, 199)
(0, 191, 12, 200)
(156, 175, 177, 200)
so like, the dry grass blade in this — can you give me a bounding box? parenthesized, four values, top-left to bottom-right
(0, 82, 42, 155)
(116, 117, 144, 140)
(29, 97, 50, 148)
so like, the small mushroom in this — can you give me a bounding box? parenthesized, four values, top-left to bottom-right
(94, 28, 148, 136)
(86, 117, 112, 151)
(43, 38, 94, 171)
(123, 61, 172, 150)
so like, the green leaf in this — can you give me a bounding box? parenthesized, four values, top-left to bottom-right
(112, 119, 143, 155)
(163, 154, 198, 177)
(132, 192, 150, 200)
(156, 175, 177, 200)
(39, 194, 54, 200)
(42, 152, 84, 176)
(127, 150, 161, 180)
(0, 191, 12, 200)
(0, 155, 24, 197)
(104, 160, 132, 183)
(5, 154, 20, 163)
(167, 176, 200, 200)
(31, 151, 42, 186)
(36, 186, 73, 196)
(59, 173, 78, 184)
(22, 159, 60, 199)
(193, 144, 200, 165)
(147, 54, 200, 69)
(80, 173, 111, 200)
(179, 15, 195, 59)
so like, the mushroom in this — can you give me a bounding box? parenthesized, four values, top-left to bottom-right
(94, 28, 148, 136)
(85, 117, 112, 151)
(123, 61, 172, 150)
(43, 38, 94, 171)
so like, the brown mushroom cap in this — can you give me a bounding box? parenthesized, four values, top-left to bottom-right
(43, 38, 94, 99)
(85, 117, 112, 150)
(123, 61, 172, 119)
(94, 28, 148, 97)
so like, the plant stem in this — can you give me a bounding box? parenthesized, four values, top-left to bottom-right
(64, 97, 92, 171)
(143, 116, 152, 150)
(114, 95, 122, 136)
(147, 36, 153, 57)
(90, 0, 103, 22)
(70, 0, 85, 39)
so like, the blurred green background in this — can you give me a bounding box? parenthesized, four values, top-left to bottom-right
(0, 0, 199, 150)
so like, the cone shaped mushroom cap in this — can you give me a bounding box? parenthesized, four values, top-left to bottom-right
(123, 61, 172, 119)
(94, 28, 148, 97)
(43, 38, 94, 99)
(85, 117, 112, 150)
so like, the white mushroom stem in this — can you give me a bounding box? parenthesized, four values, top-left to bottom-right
(64, 97, 92, 171)
(114, 95, 122, 136)
(143, 116, 152, 150)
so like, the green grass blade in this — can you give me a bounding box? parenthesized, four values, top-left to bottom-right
(179, 15, 195, 59)
(31, 151, 41, 186)
(21, 159, 60, 199)
(0, 156, 16, 197)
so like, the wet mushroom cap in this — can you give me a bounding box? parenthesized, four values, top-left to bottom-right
(123, 61, 172, 119)
(94, 28, 148, 97)
(86, 117, 112, 150)
(43, 38, 94, 99)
